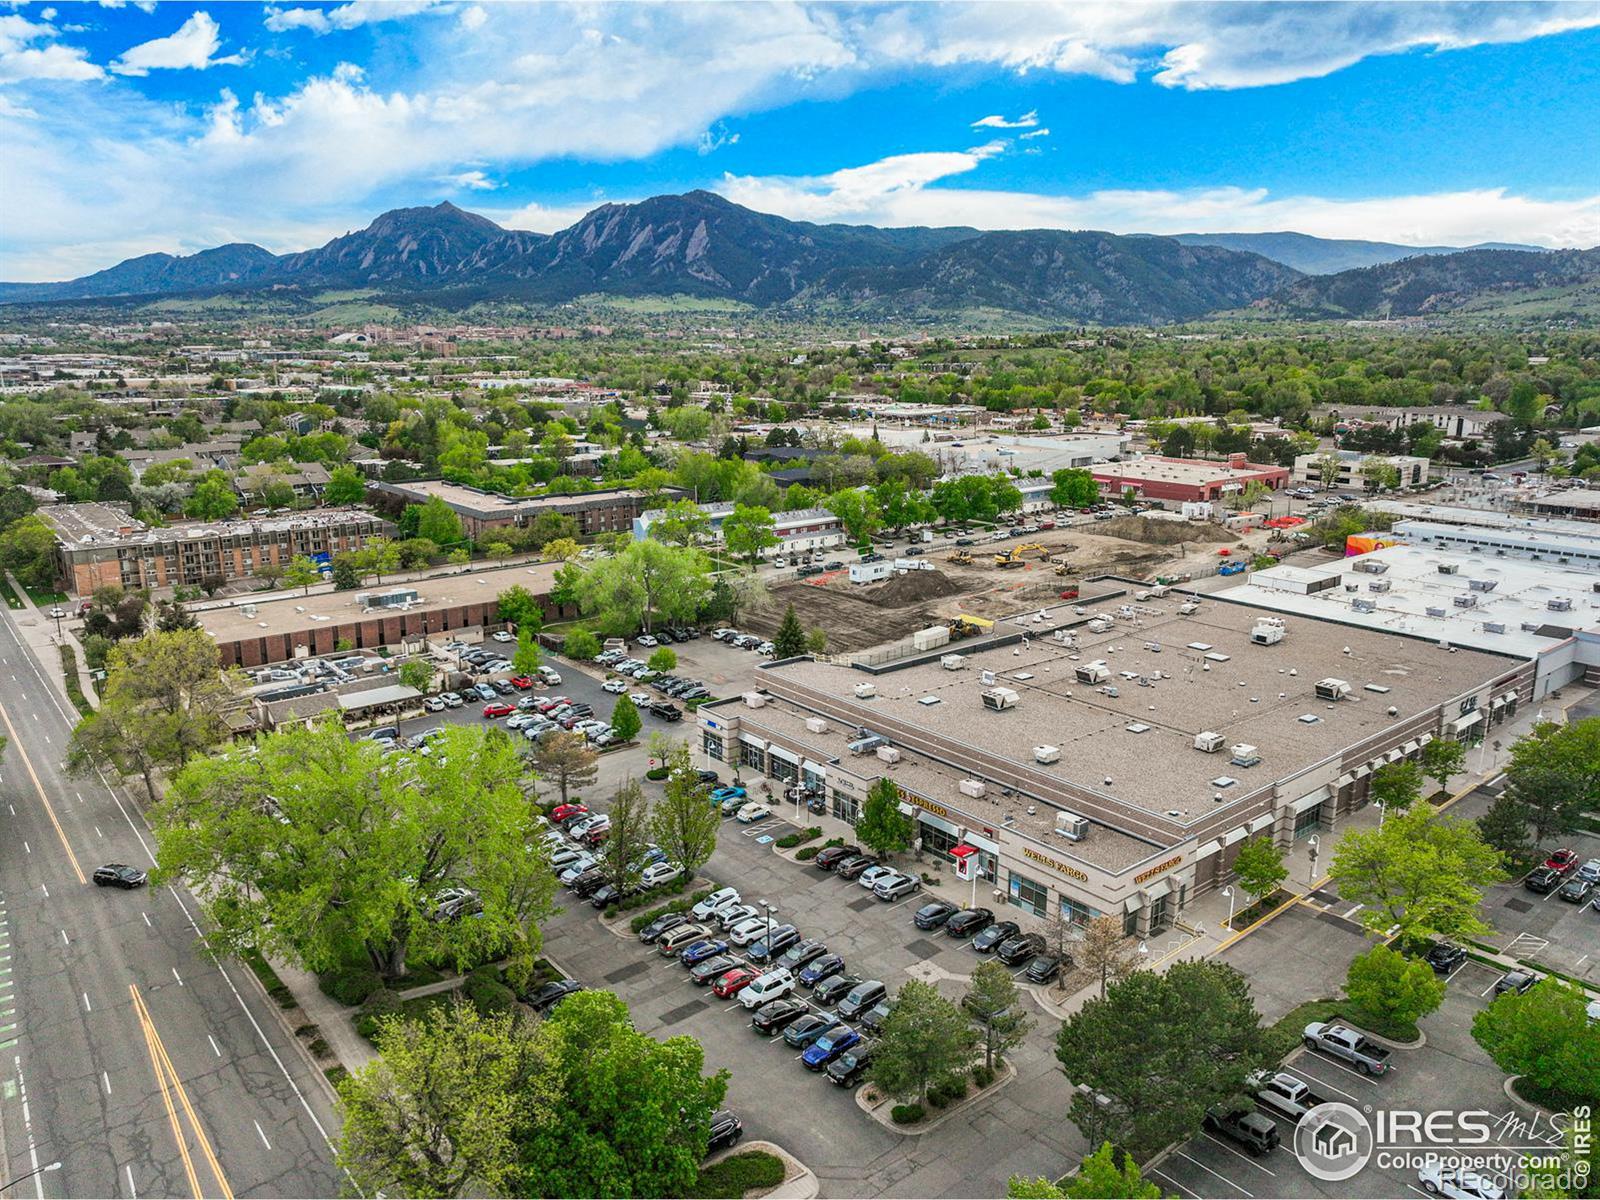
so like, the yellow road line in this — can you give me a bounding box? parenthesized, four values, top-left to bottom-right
(0, 699, 85, 884)
(131, 985, 235, 1200)
(133, 984, 202, 1200)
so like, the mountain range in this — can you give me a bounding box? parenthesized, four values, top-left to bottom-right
(1, 191, 1591, 324)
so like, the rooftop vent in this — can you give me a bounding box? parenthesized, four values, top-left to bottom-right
(1468, 578, 1498, 593)
(1250, 618, 1286, 646)
(1453, 594, 1479, 608)
(959, 779, 987, 799)
(1426, 606, 1447, 618)
(1547, 597, 1573, 612)
(1230, 743, 1261, 767)
(1437, 562, 1459, 575)
(1034, 745, 1061, 764)
(1482, 622, 1506, 634)
(853, 683, 877, 699)
(1075, 660, 1111, 684)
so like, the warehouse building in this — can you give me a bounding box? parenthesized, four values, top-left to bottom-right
(1291, 450, 1431, 489)
(699, 590, 1525, 937)
(633, 503, 846, 558)
(371, 479, 669, 539)
(37, 502, 389, 597)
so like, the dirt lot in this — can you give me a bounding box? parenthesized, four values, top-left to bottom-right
(742, 516, 1261, 652)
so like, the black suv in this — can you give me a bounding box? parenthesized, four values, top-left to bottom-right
(814, 845, 861, 871)
(826, 1042, 876, 1088)
(1525, 867, 1562, 894)
(913, 900, 959, 930)
(1424, 942, 1467, 973)
(972, 920, 1021, 953)
(706, 1110, 743, 1156)
(93, 863, 148, 889)
(944, 908, 994, 938)
(649, 700, 682, 722)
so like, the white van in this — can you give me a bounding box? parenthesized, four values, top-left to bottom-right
(737, 967, 796, 1009)
(537, 665, 562, 686)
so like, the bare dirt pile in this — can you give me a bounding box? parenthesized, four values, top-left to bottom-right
(1096, 516, 1213, 546)
(742, 569, 964, 652)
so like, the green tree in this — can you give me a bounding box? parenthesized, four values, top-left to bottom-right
(1477, 792, 1533, 864)
(1345, 943, 1446, 1031)
(856, 777, 914, 859)
(868, 980, 977, 1104)
(1472, 978, 1600, 1110)
(354, 536, 401, 584)
(0, 514, 59, 590)
(650, 742, 719, 880)
(1008, 1143, 1162, 1200)
(331, 554, 361, 590)
(530, 731, 598, 808)
(1314, 454, 1343, 487)
(517, 991, 728, 1199)
(337, 1004, 554, 1199)
(598, 777, 652, 890)
(772, 604, 807, 659)
(574, 540, 711, 635)
(323, 464, 367, 506)
(68, 628, 241, 799)
(513, 630, 541, 677)
(1418, 738, 1467, 796)
(398, 659, 433, 693)
(647, 646, 677, 673)
(1371, 761, 1424, 815)
(1230, 836, 1287, 906)
(1330, 804, 1506, 945)
(280, 554, 322, 596)
(495, 584, 543, 634)
(561, 628, 600, 660)
(650, 499, 711, 548)
(152, 721, 554, 981)
(414, 495, 464, 546)
(824, 487, 883, 545)
(805, 627, 828, 655)
(523, 511, 578, 550)
(611, 695, 642, 743)
(1055, 960, 1276, 1158)
(721, 503, 779, 564)
(1049, 468, 1099, 510)
(964, 959, 1033, 1069)
(1502, 718, 1600, 842)
(184, 470, 240, 520)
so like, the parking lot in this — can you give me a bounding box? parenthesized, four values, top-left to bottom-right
(1150, 961, 1551, 1200)
(539, 789, 1087, 1199)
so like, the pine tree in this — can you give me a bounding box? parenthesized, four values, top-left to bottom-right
(772, 604, 807, 658)
(1477, 791, 1532, 864)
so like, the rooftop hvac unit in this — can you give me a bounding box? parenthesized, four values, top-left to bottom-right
(1426, 606, 1447, 618)
(1468, 578, 1498, 593)
(940, 654, 967, 671)
(1314, 678, 1352, 701)
(876, 746, 902, 764)
(1250, 618, 1286, 646)
(1054, 811, 1089, 841)
(1453, 594, 1479, 608)
(804, 717, 829, 734)
(980, 687, 1019, 711)
(743, 692, 767, 708)
(848, 734, 885, 755)
(240, 604, 258, 617)
(1355, 560, 1388, 574)
(1352, 599, 1377, 613)
(959, 778, 987, 799)
(1179, 601, 1200, 615)
(1368, 579, 1391, 593)
(1087, 617, 1113, 634)
(1194, 731, 1226, 753)
(1482, 622, 1506, 634)
(1230, 743, 1262, 767)
(853, 683, 877, 699)
(1547, 597, 1573, 612)
(1075, 660, 1111, 684)
(1437, 562, 1459, 575)
(1034, 745, 1061, 764)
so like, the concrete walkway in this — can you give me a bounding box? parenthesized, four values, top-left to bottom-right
(4, 572, 96, 712)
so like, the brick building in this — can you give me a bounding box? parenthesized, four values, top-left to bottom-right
(37, 502, 390, 596)
(371, 479, 671, 540)
(1090, 454, 1289, 504)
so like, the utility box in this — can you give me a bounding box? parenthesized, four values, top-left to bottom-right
(804, 717, 829, 734)
(876, 746, 902, 764)
(1054, 811, 1089, 841)
(853, 682, 877, 699)
(1250, 618, 1285, 646)
(1230, 743, 1262, 767)
(1075, 660, 1111, 684)
(1314, 678, 1351, 701)
(980, 687, 1019, 711)
(743, 692, 767, 708)
(959, 779, 987, 799)
(1194, 731, 1225, 753)
(1034, 745, 1061, 764)
(940, 654, 966, 671)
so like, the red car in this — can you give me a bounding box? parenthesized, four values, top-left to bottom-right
(510, 675, 535, 690)
(712, 966, 760, 999)
(482, 702, 515, 718)
(536, 696, 568, 713)
(1544, 849, 1579, 875)
(551, 803, 588, 823)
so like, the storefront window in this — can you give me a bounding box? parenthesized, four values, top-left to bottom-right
(1148, 894, 1168, 931)
(702, 734, 723, 762)
(769, 756, 798, 784)
(1123, 908, 1138, 937)
(1059, 896, 1098, 925)
(1294, 807, 1321, 839)
(739, 743, 766, 773)
(917, 821, 961, 862)
(1007, 870, 1049, 918)
(831, 789, 859, 824)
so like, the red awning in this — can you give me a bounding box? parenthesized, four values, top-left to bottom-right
(949, 844, 978, 860)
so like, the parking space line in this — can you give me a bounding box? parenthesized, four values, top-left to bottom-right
(1199, 1132, 1276, 1176)
(1299, 1052, 1382, 1086)
(1147, 1169, 1198, 1198)
(1172, 1150, 1253, 1197)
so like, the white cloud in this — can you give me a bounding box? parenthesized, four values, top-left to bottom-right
(440, 169, 498, 191)
(0, 12, 102, 82)
(971, 109, 1038, 128)
(110, 12, 242, 76)
(718, 149, 1600, 247)
(1019, 127, 1050, 140)
(475, 198, 612, 234)
(264, 1, 443, 36)
(697, 123, 740, 155)
(94, 1, 160, 11)
(457, 6, 486, 33)
(0, 92, 38, 117)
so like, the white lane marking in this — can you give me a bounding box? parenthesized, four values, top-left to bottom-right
(141, 911, 151, 927)
(207, 1034, 222, 1058)
(253, 1120, 272, 1150)
(60, 929, 68, 946)
(1148, 1169, 1197, 1199)
(39, 884, 46, 897)
(1173, 1150, 1254, 1197)
(171, 967, 184, 987)
(102, 1070, 112, 1095)
(94, 825, 103, 838)
(1200, 1130, 1277, 1175)
(22, 841, 28, 854)
(82, 991, 91, 1012)
(15, 1055, 45, 1200)
(126, 1165, 138, 1199)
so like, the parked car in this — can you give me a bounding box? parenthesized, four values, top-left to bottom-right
(727, 917, 772, 947)
(812, 973, 863, 1007)
(657, 924, 713, 956)
(1202, 1105, 1280, 1156)
(1544, 848, 1580, 875)
(783, 1014, 844, 1050)
(680, 938, 732, 967)
(913, 900, 959, 930)
(972, 920, 1021, 953)
(688, 954, 738, 984)
(638, 911, 689, 944)
(440, 691, 463, 708)
(836, 980, 887, 1020)
(798, 953, 845, 988)
(735, 802, 773, 824)
(1423, 942, 1468, 973)
(602, 679, 628, 694)
(826, 1041, 876, 1088)
(709, 786, 747, 806)
(706, 1110, 743, 1157)
(1024, 954, 1062, 984)
(639, 862, 683, 889)
(717, 903, 762, 930)
(92, 863, 147, 889)
(1558, 876, 1595, 904)
(859, 999, 895, 1034)
(945, 908, 994, 938)
(813, 845, 861, 871)
(777, 939, 829, 972)
(1417, 1164, 1508, 1199)
(482, 702, 515, 718)
(557, 857, 598, 886)
(996, 932, 1046, 966)
(1493, 970, 1539, 997)
(857, 864, 896, 892)
(550, 802, 588, 823)
(750, 997, 808, 1035)
(736, 968, 796, 1010)
(747, 924, 801, 963)
(712, 966, 761, 999)
(692, 887, 742, 920)
(802, 1026, 861, 1070)
(1525, 867, 1562, 894)
(874, 873, 921, 901)
(524, 979, 584, 1013)
(1302, 1022, 1391, 1075)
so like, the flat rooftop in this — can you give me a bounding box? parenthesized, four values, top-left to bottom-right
(1368, 499, 1600, 540)
(39, 502, 383, 548)
(755, 591, 1513, 826)
(197, 559, 563, 642)
(377, 479, 653, 516)
(1092, 456, 1283, 486)
(1219, 545, 1598, 660)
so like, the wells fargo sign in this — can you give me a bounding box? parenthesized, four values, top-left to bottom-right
(1021, 846, 1090, 883)
(1133, 856, 1183, 885)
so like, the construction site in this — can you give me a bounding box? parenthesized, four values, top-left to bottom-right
(742, 514, 1272, 653)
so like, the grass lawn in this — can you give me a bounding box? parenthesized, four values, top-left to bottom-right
(686, 1150, 785, 1198)
(21, 582, 68, 606)
(0, 578, 21, 609)
(1269, 997, 1420, 1048)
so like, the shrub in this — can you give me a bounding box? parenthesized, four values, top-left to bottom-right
(823, 836, 845, 849)
(972, 1064, 995, 1088)
(324, 1066, 349, 1089)
(891, 1103, 925, 1125)
(353, 988, 403, 1041)
(307, 1037, 332, 1060)
(319, 965, 382, 1008)
(775, 833, 802, 848)
(294, 1023, 320, 1039)
(645, 767, 669, 781)
(687, 1150, 786, 1199)
(795, 846, 820, 861)
(464, 968, 516, 1016)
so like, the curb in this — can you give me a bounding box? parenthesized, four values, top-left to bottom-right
(854, 1059, 1017, 1134)
(705, 1140, 819, 1200)
(1503, 1075, 1557, 1118)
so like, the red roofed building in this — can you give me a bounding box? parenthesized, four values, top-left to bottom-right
(1090, 453, 1289, 503)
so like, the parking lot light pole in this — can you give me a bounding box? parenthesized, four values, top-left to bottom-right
(1, 1161, 61, 1192)
(1306, 835, 1320, 885)
(1221, 885, 1236, 930)
(758, 898, 773, 953)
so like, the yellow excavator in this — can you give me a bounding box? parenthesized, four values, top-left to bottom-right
(994, 542, 1049, 568)
(946, 549, 973, 565)
(947, 615, 994, 639)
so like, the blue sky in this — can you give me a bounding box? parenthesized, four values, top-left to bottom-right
(2, 1, 1598, 280)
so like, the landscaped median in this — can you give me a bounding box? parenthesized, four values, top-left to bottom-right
(855, 1060, 1016, 1134)
(589, 882, 718, 940)
(692, 1142, 817, 1199)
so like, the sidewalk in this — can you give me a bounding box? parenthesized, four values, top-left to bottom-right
(4, 572, 96, 713)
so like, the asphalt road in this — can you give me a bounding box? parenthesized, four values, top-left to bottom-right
(0, 605, 341, 1199)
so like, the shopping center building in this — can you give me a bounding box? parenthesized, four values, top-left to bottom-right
(698, 588, 1526, 937)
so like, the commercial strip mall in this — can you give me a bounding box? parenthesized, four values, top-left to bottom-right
(699, 588, 1529, 938)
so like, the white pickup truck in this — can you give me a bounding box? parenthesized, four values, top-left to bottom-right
(1246, 1069, 1331, 1119)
